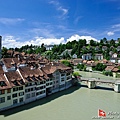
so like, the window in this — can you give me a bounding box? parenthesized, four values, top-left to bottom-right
(19, 80, 24, 84)
(13, 87, 18, 92)
(46, 83, 49, 86)
(31, 92, 35, 97)
(19, 86, 23, 90)
(31, 88, 33, 91)
(12, 93, 17, 98)
(43, 90, 45, 93)
(61, 73, 65, 76)
(26, 94, 30, 99)
(19, 92, 24, 96)
(19, 98, 24, 103)
(46, 79, 49, 82)
(7, 96, 11, 100)
(25, 83, 32, 87)
(40, 86, 43, 89)
(25, 88, 30, 93)
(32, 82, 35, 85)
(67, 73, 70, 76)
(13, 99, 18, 104)
(50, 82, 52, 85)
(0, 97, 5, 103)
(0, 90, 5, 95)
(0, 81, 6, 87)
(61, 78, 65, 82)
(7, 89, 11, 93)
(40, 81, 43, 84)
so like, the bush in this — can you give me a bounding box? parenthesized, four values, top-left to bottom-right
(77, 64, 84, 71)
(94, 63, 106, 71)
(61, 60, 73, 68)
(103, 71, 113, 76)
(72, 72, 81, 78)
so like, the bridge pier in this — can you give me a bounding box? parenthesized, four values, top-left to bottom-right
(114, 81, 120, 93)
(88, 80, 96, 89)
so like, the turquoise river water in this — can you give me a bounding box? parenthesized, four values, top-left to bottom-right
(0, 83, 120, 120)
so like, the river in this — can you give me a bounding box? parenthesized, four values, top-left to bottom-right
(0, 83, 120, 120)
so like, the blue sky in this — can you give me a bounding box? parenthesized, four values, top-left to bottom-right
(0, 0, 120, 48)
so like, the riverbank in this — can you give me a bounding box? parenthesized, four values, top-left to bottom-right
(75, 70, 119, 80)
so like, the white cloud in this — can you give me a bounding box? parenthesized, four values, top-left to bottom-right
(2, 35, 66, 48)
(74, 16, 83, 24)
(67, 34, 98, 44)
(0, 18, 25, 25)
(2, 34, 98, 48)
(49, 0, 68, 19)
(112, 24, 120, 28)
(107, 31, 114, 36)
(58, 6, 68, 15)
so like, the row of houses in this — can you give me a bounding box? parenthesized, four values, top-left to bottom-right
(0, 57, 73, 111)
(71, 58, 120, 77)
(81, 53, 120, 63)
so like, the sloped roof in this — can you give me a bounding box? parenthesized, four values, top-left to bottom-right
(5, 71, 24, 87)
(105, 66, 114, 71)
(0, 74, 11, 90)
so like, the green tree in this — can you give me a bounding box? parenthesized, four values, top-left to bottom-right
(94, 63, 106, 71)
(72, 71, 81, 78)
(61, 60, 73, 68)
(41, 43, 46, 53)
(2, 47, 8, 57)
(90, 40, 96, 46)
(110, 39, 115, 47)
(77, 64, 84, 71)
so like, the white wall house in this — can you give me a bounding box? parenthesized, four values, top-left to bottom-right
(72, 54, 77, 59)
(82, 54, 92, 60)
(112, 53, 118, 58)
(94, 54, 103, 60)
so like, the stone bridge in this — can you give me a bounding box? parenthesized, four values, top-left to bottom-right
(79, 77, 120, 93)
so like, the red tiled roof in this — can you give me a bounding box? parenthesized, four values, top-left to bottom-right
(112, 67, 119, 72)
(19, 67, 44, 82)
(0, 74, 12, 90)
(105, 66, 114, 71)
(5, 71, 24, 87)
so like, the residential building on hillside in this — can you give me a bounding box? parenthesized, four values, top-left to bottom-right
(72, 54, 77, 59)
(82, 54, 92, 60)
(45, 45, 54, 50)
(102, 46, 108, 51)
(117, 46, 120, 51)
(94, 54, 103, 60)
(112, 53, 118, 58)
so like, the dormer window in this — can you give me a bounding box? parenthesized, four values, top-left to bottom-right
(13, 80, 18, 86)
(26, 77, 30, 81)
(32, 76, 36, 81)
(0, 81, 6, 87)
(19, 80, 24, 84)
